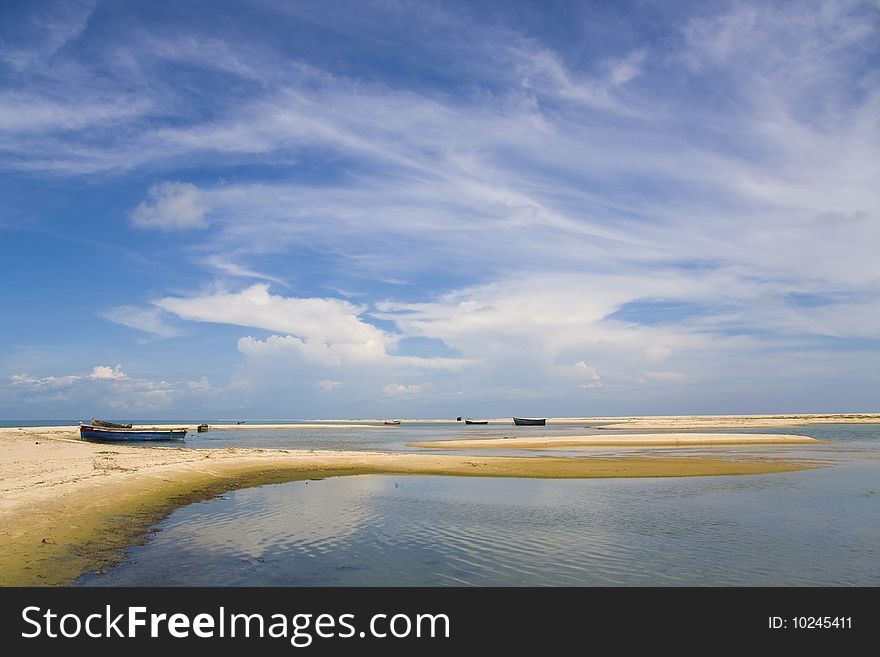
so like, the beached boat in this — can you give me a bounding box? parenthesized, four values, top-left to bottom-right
(384, 420, 402, 425)
(79, 424, 187, 441)
(513, 417, 546, 426)
(197, 423, 209, 432)
(91, 418, 132, 429)
(465, 419, 489, 425)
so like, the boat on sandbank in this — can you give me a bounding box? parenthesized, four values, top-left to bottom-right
(79, 424, 187, 441)
(513, 417, 546, 426)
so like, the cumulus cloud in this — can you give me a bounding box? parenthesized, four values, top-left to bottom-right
(88, 364, 127, 380)
(5, 365, 214, 414)
(10, 373, 80, 387)
(131, 182, 210, 230)
(158, 284, 394, 363)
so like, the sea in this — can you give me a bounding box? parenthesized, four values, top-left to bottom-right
(14, 420, 878, 586)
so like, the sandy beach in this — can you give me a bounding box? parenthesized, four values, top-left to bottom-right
(410, 432, 821, 449)
(0, 425, 822, 586)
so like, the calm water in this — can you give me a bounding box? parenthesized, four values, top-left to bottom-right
(77, 424, 880, 586)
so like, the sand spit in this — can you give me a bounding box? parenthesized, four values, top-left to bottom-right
(410, 432, 822, 450)
(0, 427, 821, 586)
(584, 414, 880, 430)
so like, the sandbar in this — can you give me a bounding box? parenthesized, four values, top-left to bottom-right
(579, 413, 880, 430)
(0, 426, 821, 586)
(410, 432, 821, 449)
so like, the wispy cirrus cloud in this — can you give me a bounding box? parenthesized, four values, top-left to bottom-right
(101, 306, 180, 338)
(3, 0, 879, 415)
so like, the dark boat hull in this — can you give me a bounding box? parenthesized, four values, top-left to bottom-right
(513, 417, 546, 426)
(80, 425, 187, 441)
(465, 420, 489, 424)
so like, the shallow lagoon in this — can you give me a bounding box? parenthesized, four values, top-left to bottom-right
(78, 425, 879, 586)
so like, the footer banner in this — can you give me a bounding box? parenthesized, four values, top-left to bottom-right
(0, 587, 874, 653)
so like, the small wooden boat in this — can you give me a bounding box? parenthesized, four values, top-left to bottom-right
(80, 424, 187, 441)
(91, 418, 132, 429)
(197, 423, 209, 432)
(513, 417, 546, 426)
(465, 419, 488, 425)
(384, 420, 402, 425)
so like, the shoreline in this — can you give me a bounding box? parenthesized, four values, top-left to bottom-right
(7, 413, 879, 431)
(1, 426, 823, 586)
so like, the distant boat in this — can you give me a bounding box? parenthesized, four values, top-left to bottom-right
(465, 419, 488, 425)
(384, 420, 402, 425)
(91, 418, 132, 429)
(513, 417, 546, 426)
(79, 424, 187, 441)
(197, 423, 209, 432)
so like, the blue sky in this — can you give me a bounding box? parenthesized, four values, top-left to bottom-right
(2, 0, 879, 419)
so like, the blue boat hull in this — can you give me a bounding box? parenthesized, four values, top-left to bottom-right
(80, 425, 186, 441)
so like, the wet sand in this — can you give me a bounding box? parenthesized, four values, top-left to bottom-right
(0, 426, 821, 586)
(410, 432, 821, 449)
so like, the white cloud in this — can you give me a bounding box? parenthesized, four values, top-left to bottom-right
(607, 50, 646, 86)
(10, 373, 80, 387)
(131, 182, 210, 230)
(574, 361, 603, 388)
(159, 284, 394, 364)
(6, 1, 880, 415)
(4, 365, 216, 415)
(0, 0, 96, 71)
(88, 364, 127, 380)
(101, 306, 179, 337)
(383, 383, 428, 396)
(204, 255, 289, 286)
(317, 379, 342, 391)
